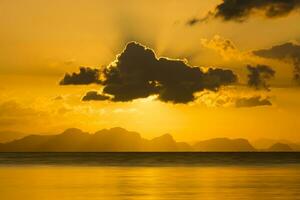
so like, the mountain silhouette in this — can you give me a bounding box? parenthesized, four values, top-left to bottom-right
(1, 128, 298, 152)
(267, 143, 293, 152)
(0, 130, 28, 143)
(253, 138, 300, 151)
(193, 138, 256, 152)
(0, 127, 191, 152)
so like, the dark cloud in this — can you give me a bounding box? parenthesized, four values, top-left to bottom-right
(188, 0, 300, 25)
(247, 65, 275, 90)
(61, 42, 238, 104)
(235, 96, 272, 108)
(101, 42, 237, 103)
(186, 18, 201, 26)
(186, 12, 213, 26)
(253, 42, 300, 83)
(202, 68, 239, 90)
(215, 0, 300, 22)
(59, 67, 101, 85)
(82, 91, 110, 101)
(294, 59, 300, 82)
(253, 42, 300, 59)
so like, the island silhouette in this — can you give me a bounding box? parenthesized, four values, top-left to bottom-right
(0, 127, 298, 152)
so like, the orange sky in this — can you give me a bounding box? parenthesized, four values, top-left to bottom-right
(0, 0, 300, 142)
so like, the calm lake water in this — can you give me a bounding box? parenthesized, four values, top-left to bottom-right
(1, 153, 300, 200)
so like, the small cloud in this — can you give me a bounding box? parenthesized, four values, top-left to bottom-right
(186, 18, 200, 26)
(247, 64, 275, 90)
(59, 67, 101, 85)
(197, 89, 273, 108)
(202, 0, 300, 23)
(186, 11, 214, 26)
(82, 91, 110, 101)
(253, 42, 300, 84)
(200, 35, 242, 60)
(235, 96, 272, 108)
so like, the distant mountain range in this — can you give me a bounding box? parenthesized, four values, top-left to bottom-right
(0, 128, 299, 152)
(0, 131, 28, 143)
(267, 143, 294, 152)
(252, 138, 300, 151)
(194, 138, 256, 152)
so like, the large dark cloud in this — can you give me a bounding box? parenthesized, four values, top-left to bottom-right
(235, 96, 272, 108)
(253, 42, 300, 83)
(82, 91, 110, 101)
(60, 42, 238, 104)
(188, 0, 300, 25)
(247, 65, 275, 90)
(101, 42, 237, 103)
(60, 67, 101, 85)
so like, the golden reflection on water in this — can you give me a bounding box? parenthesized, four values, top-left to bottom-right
(1, 166, 300, 200)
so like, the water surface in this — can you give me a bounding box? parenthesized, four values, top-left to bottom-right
(1, 153, 300, 200)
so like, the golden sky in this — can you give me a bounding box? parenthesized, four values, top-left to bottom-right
(1, 0, 300, 141)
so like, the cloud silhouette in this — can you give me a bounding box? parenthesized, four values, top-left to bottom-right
(253, 42, 300, 59)
(253, 42, 300, 83)
(247, 65, 275, 90)
(215, 0, 300, 22)
(101, 42, 237, 103)
(186, 18, 200, 26)
(235, 96, 272, 108)
(60, 42, 237, 104)
(188, 0, 300, 25)
(60, 67, 101, 85)
(82, 91, 110, 101)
